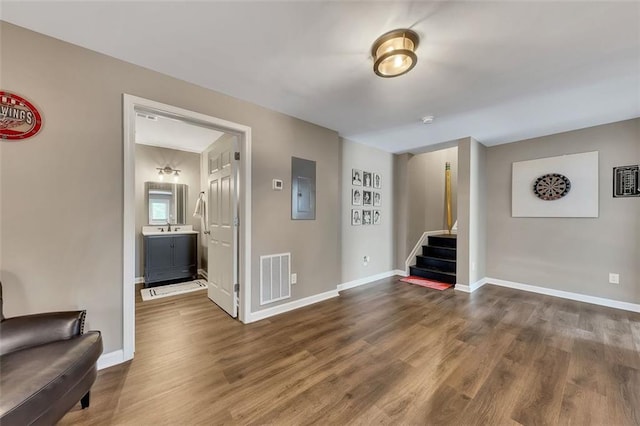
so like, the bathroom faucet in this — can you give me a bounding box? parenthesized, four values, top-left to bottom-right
(167, 222, 172, 232)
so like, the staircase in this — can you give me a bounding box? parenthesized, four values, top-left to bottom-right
(409, 234, 457, 285)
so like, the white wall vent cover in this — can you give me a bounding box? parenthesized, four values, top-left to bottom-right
(260, 253, 291, 305)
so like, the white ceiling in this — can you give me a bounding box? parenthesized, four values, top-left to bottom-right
(2, 1, 639, 153)
(135, 112, 224, 153)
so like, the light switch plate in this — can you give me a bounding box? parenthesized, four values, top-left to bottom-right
(291, 273, 297, 285)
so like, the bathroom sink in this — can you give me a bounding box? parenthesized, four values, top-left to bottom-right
(141, 225, 198, 236)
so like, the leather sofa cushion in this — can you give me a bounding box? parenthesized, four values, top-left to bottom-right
(0, 311, 86, 356)
(0, 331, 102, 424)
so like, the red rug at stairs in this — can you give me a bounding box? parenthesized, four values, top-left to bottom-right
(400, 276, 453, 291)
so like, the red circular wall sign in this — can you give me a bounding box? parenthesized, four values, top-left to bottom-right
(0, 91, 43, 140)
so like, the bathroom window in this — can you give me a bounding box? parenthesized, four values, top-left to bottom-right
(148, 191, 172, 225)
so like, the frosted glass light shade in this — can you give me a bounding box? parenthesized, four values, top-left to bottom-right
(372, 29, 419, 78)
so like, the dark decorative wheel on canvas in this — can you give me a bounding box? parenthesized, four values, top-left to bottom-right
(533, 173, 571, 200)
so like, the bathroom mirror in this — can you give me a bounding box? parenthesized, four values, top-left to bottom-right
(145, 182, 188, 225)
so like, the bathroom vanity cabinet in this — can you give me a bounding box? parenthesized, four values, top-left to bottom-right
(144, 233, 197, 287)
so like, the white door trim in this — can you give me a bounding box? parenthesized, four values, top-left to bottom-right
(122, 94, 252, 362)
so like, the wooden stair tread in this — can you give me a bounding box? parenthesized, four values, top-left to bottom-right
(423, 245, 456, 250)
(410, 266, 456, 277)
(416, 255, 456, 262)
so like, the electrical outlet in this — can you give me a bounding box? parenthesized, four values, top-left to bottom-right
(291, 273, 297, 285)
(609, 273, 619, 284)
(363, 255, 370, 266)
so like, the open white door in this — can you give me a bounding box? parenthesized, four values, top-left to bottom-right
(207, 135, 238, 317)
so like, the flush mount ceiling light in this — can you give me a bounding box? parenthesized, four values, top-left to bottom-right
(371, 29, 419, 78)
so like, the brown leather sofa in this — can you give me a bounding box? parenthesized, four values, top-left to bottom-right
(0, 283, 103, 425)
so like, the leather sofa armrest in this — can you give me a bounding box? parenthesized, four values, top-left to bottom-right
(0, 310, 86, 356)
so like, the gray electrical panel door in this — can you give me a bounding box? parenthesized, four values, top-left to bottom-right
(291, 157, 316, 220)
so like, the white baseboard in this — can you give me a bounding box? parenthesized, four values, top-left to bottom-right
(198, 269, 208, 279)
(134, 276, 144, 285)
(248, 289, 339, 323)
(486, 277, 640, 313)
(97, 349, 125, 370)
(338, 270, 401, 291)
(454, 278, 488, 293)
(454, 284, 471, 293)
(394, 269, 409, 277)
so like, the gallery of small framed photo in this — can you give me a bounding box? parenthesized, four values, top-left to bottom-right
(373, 191, 381, 206)
(373, 210, 381, 225)
(351, 169, 382, 226)
(352, 188, 362, 205)
(362, 210, 372, 225)
(363, 171, 372, 187)
(352, 209, 381, 226)
(351, 209, 362, 225)
(352, 169, 362, 186)
(363, 190, 372, 206)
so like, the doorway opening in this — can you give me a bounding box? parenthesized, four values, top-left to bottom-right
(123, 94, 252, 362)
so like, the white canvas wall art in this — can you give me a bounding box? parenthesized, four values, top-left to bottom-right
(512, 151, 599, 218)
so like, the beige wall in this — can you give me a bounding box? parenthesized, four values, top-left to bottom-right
(135, 144, 201, 277)
(456, 139, 471, 285)
(340, 138, 394, 283)
(251, 122, 340, 311)
(407, 147, 458, 255)
(0, 22, 340, 352)
(469, 139, 487, 283)
(486, 119, 640, 303)
(456, 137, 487, 286)
(393, 154, 410, 270)
(394, 147, 458, 268)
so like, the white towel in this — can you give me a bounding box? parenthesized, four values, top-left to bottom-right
(193, 196, 204, 218)
(193, 194, 208, 233)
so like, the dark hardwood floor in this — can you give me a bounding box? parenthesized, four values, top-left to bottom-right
(60, 278, 640, 425)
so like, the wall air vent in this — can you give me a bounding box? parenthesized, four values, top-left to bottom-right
(260, 253, 291, 305)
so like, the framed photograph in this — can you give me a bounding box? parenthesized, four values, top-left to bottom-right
(373, 173, 381, 189)
(363, 171, 372, 188)
(373, 210, 381, 225)
(351, 209, 362, 225)
(352, 188, 362, 206)
(363, 190, 372, 206)
(613, 165, 639, 198)
(352, 169, 362, 186)
(362, 210, 372, 225)
(373, 191, 381, 207)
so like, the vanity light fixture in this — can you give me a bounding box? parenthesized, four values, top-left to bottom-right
(156, 166, 181, 182)
(371, 29, 419, 78)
